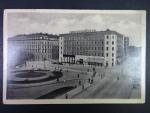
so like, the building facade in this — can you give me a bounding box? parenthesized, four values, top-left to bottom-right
(124, 36, 129, 55)
(8, 33, 59, 64)
(59, 29, 129, 67)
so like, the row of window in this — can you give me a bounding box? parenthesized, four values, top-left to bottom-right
(106, 47, 114, 51)
(35, 55, 52, 59)
(64, 52, 104, 56)
(21, 45, 55, 49)
(24, 49, 54, 53)
(64, 47, 104, 50)
(106, 62, 114, 66)
(106, 35, 116, 39)
(106, 41, 114, 45)
(65, 41, 104, 45)
(12, 44, 54, 48)
(13, 41, 57, 45)
(105, 59, 115, 66)
(106, 53, 115, 57)
(65, 37, 104, 41)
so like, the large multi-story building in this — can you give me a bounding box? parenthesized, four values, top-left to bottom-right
(8, 33, 59, 64)
(59, 29, 129, 67)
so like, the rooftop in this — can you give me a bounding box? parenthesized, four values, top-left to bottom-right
(8, 33, 59, 41)
(60, 29, 125, 37)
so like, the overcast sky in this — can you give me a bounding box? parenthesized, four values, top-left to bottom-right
(7, 12, 144, 46)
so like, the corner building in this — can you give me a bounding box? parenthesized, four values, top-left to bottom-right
(59, 29, 129, 67)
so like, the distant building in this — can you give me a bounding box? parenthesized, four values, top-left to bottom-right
(124, 36, 129, 55)
(128, 46, 141, 57)
(8, 33, 59, 65)
(59, 29, 129, 67)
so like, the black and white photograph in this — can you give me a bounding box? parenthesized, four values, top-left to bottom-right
(3, 9, 146, 104)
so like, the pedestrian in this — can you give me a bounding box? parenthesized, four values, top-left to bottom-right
(88, 78, 90, 83)
(91, 79, 93, 84)
(79, 80, 81, 85)
(65, 93, 68, 99)
(93, 67, 95, 72)
(77, 74, 80, 78)
(82, 85, 84, 90)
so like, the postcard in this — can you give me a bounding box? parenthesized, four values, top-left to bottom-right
(3, 9, 146, 104)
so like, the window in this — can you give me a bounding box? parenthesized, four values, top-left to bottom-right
(106, 41, 109, 44)
(112, 53, 114, 57)
(112, 47, 114, 51)
(106, 47, 109, 50)
(112, 58, 114, 61)
(112, 63, 114, 66)
(106, 53, 109, 57)
(95, 47, 96, 50)
(112, 41, 114, 45)
(106, 35, 109, 39)
(112, 35, 114, 39)
(102, 47, 103, 50)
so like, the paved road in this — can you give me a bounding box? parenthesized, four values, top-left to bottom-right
(88, 76, 132, 99)
(73, 75, 140, 99)
(8, 56, 141, 99)
(72, 56, 141, 99)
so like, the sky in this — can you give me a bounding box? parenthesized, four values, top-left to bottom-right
(7, 12, 145, 46)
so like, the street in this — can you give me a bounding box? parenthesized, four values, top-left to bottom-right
(72, 56, 141, 99)
(7, 56, 141, 99)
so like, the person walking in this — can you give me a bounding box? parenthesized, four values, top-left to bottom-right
(65, 93, 68, 99)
